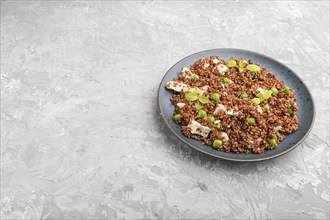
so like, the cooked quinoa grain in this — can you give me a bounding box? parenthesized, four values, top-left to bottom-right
(166, 56, 299, 154)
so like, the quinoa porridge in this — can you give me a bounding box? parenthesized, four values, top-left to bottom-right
(166, 56, 299, 154)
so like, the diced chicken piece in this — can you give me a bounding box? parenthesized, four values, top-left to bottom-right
(200, 58, 210, 69)
(214, 104, 227, 115)
(212, 58, 220, 64)
(166, 81, 196, 93)
(217, 64, 228, 75)
(176, 103, 185, 108)
(166, 81, 189, 92)
(256, 105, 263, 113)
(220, 132, 229, 142)
(226, 109, 239, 116)
(181, 67, 194, 79)
(200, 85, 209, 95)
(214, 104, 239, 116)
(258, 88, 265, 93)
(187, 120, 211, 138)
(166, 81, 209, 96)
(203, 63, 210, 69)
(185, 87, 197, 93)
(274, 125, 282, 131)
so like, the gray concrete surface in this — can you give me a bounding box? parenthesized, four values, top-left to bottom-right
(1, 1, 329, 219)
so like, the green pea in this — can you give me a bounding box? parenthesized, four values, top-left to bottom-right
(283, 86, 290, 95)
(251, 71, 256, 77)
(212, 93, 220, 102)
(198, 110, 207, 118)
(251, 98, 261, 105)
(263, 90, 273, 100)
(192, 74, 199, 81)
(212, 140, 223, 148)
(247, 117, 256, 125)
(268, 138, 277, 147)
(223, 77, 231, 84)
(208, 116, 215, 123)
(240, 92, 248, 99)
(264, 104, 270, 111)
(271, 87, 279, 95)
(173, 114, 182, 122)
(288, 108, 293, 115)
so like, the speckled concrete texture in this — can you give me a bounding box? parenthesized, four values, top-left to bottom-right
(1, 1, 329, 219)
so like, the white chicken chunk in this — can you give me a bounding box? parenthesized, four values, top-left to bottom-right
(181, 67, 194, 79)
(217, 64, 229, 75)
(187, 120, 211, 138)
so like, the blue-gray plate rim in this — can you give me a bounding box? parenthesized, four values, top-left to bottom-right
(157, 48, 315, 162)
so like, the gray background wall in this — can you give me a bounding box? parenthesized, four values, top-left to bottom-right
(1, 1, 329, 219)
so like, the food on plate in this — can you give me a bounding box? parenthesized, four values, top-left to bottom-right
(165, 56, 299, 154)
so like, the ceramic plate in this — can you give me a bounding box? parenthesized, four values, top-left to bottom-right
(158, 48, 315, 162)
